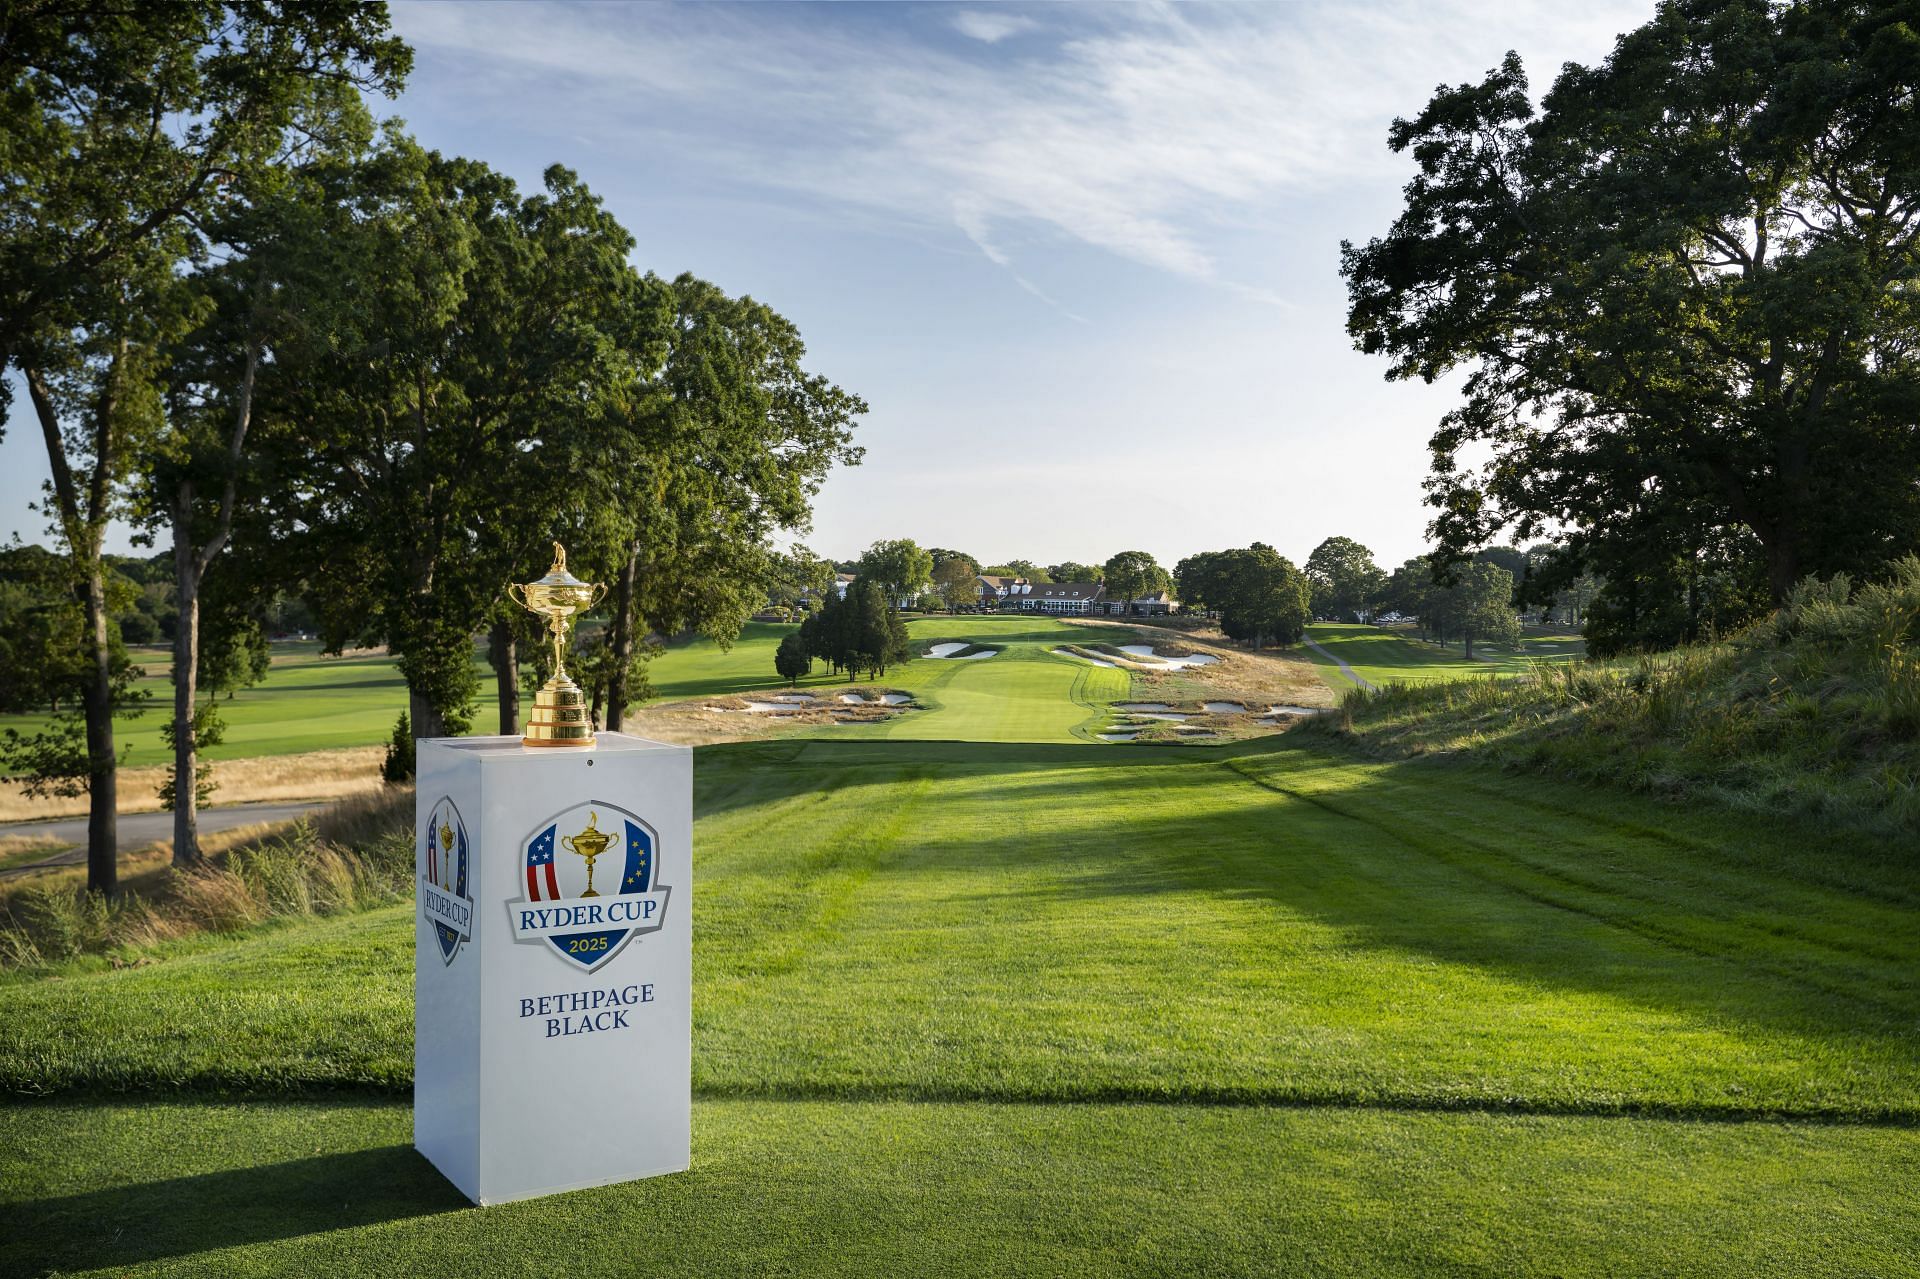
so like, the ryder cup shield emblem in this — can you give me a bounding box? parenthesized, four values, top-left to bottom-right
(421, 796, 473, 964)
(506, 800, 671, 973)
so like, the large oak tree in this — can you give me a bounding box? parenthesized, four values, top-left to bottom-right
(1343, 0, 1920, 648)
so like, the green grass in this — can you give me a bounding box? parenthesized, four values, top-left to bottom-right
(4, 1097, 1914, 1279)
(0, 643, 425, 768)
(1306, 623, 1585, 691)
(3, 611, 1916, 1274)
(655, 615, 1139, 742)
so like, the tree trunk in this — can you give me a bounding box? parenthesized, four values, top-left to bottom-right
(490, 619, 519, 735)
(1464, 634, 1474, 660)
(81, 561, 117, 897)
(409, 687, 449, 741)
(171, 492, 203, 867)
(605, 544, 639, 733)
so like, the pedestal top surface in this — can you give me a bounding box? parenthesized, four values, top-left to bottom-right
(424, 732, 684, 758)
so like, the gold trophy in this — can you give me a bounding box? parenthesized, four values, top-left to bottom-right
(562, 811, 615, 898)
(438, 815, 455, 891)
(507, 542, 608, 748)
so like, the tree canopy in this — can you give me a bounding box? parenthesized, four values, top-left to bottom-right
(1343, 0, 1920, 651)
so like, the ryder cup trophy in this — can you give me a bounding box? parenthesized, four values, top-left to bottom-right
(508, 542, 607, 747)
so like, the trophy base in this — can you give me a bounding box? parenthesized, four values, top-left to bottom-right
(522, 678, 596, 748)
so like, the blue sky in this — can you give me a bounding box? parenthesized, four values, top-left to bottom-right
(2, 0, 1654, 572)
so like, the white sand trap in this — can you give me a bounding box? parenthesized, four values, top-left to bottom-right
(838, 694, 871, 705)
(740, 700, 805, 713)
(925, 642, 968, 658)
(1052, 647, 1117, 667)
(1267, 705, 1325, 716)
(956, 648, 997, 660)
(1117, 702, 1172, 712)
(1128, 712, 1189, 722)
(1203, 702, 1247, 714)
(774, 693, 819, 703)
(1097, 732, 1139, 742)
(1118, 645, 1218, 670)
(840, 692, 913, 706)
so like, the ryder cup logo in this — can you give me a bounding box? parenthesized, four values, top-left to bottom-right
(420, 796, 473, 964)
(505, 800, 671, 973)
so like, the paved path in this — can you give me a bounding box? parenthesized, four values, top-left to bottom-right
(1304, 638, 1377, 692)
(0, 800, 332, 878)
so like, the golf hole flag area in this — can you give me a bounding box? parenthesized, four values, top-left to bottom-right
(1, 628, 1916, 1275)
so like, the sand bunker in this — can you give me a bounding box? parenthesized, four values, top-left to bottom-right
(1128, 712, 1189, 722)
(1203, 702, 1246, 714)
(1117, 645, 1218, 670)
(925, 642, 968, 658)
(1266, 705, 1324, 716)
(1053, 648, 1117, 667)
(839, 692, 914, 706)
(1097, 732, 1139, 742)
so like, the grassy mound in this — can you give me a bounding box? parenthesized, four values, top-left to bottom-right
(1311, 559, 1920, 834)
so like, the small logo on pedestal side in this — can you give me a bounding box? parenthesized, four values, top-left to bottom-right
(421, 796, 474, 964)
(506, 799, 671, 973)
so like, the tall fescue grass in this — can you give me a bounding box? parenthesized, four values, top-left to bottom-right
(1311, 558, 1920, 835)
(0, 788, 414, 973)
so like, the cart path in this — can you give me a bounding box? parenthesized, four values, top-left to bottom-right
(0, 800, 332, 877)
(1304, 637, 1377, 691)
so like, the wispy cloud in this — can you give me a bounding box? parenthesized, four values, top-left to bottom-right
(392, 1, 1650, 305)
(951, 10, 1038, 44)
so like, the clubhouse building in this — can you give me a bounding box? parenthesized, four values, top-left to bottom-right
(977, 575, 1175, 617)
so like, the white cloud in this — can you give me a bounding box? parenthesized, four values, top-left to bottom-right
(392, 2, 1653, 303)
(951, 10, 1038, 44)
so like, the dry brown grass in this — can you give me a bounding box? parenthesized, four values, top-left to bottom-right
(0, 746, 385, 823)
(626, 690, 913, 745)
(1065, 618, 1335, 710)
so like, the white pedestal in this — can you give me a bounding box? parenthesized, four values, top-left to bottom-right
(413, 733, 692, 1205)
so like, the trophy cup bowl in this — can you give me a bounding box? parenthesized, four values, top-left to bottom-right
(508, 542, 608, 748)
(561, 811, 615, 898)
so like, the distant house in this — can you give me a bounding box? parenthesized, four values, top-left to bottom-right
(831, 572, 856, 600)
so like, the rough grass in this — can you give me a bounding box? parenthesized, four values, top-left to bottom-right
(0, 788, 413, 974)
(1310, 559, 1920, 835)
(0, 745, 386, 823)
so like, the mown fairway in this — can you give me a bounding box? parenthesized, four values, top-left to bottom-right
(1306, 622, 1585, 690)
(2, 722, 1916, 1275)
(0, 643, 417, 768)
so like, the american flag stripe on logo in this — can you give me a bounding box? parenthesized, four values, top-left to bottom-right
(525, 823, 561, 901)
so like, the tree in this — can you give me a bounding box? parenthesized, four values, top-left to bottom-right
(2, 4, 408, 891)
(1449, 561, 1521, 659)
(1049, 561, 1103, 583)
(1342, 1, 1920, 650)
(1304, 537, 1388, 620)
(1, 5, 407, 894)
(599, 273, 865, 731)
(856, 539, 933, 608)
(1212, 545, 1312, 649)
(1174, 551, 1231, 616)
(1102, 551, 1163, 612)
(767, 545, 834, 621)
(926, 548, 977, 572)
(774, 632, 811, 686)
(931, 556, 980, 611)
(997, 560, 1051, 583)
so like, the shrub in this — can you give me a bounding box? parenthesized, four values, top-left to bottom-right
(382, 711, 415, 784)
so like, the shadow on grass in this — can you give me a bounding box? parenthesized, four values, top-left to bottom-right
(4, 1142, 467, 1274)
(694, 736, 1920, 1051)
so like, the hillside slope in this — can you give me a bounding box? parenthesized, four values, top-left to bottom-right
(1308, 560, 1920, 835)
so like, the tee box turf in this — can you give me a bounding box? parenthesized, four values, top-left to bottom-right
(413, 733, 692, 1205)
